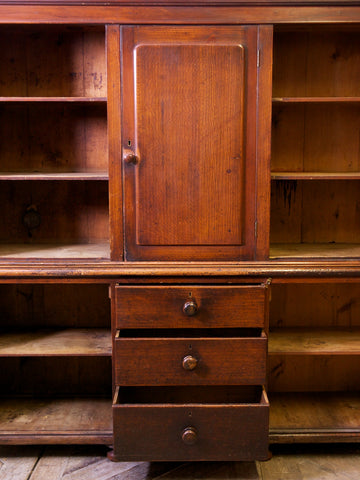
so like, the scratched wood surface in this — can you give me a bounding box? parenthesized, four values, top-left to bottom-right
(0, 444, 360, 480)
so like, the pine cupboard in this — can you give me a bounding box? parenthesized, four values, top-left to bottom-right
(0, 0, 358, 462)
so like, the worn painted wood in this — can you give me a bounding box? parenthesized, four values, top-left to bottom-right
(0, 446, 41, 480)
(1, 445, 360, 479)
(261, 445, 360, 479)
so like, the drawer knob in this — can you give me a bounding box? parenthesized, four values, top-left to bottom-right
(183, 299, 198, 316)
(181, 427, 198, 445)
(182, 355, 198, 371)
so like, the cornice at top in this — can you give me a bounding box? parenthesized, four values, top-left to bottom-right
(0, 0, 359, 5)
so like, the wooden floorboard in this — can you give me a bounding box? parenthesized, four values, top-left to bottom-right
(0, 446, 41, 480)
(0, 444, 359, 479)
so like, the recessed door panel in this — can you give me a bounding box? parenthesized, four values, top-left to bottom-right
(122, 26, 259, 260)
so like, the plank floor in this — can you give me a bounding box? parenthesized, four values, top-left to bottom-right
(0, 444, 360, 480)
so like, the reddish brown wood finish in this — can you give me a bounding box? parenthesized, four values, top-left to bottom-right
(255, 25, 273, 260)
(121, 26, 259, 261)
(107, 25, 123, 261)
(112, 387, 269, 461)
(2, 0, 359, 4)
(0, 0, 359, 456)
(114, 332, 267, 386)
(0, 6, 358, 25)
(115, 285, 267, 329)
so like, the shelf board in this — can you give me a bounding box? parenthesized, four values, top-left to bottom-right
(269, 328, 360, 355)
(0, 329, 111, 357)
(270, 243, 360, 259)
(269, 392, 360, 443)
(0, 242, 110, 260)
(273, 97, 360, 104)
(0, 397, 112, 445)
(0, 172, 109, 181)
(271, 172, 360, 180)
(0, 97, 107, 103)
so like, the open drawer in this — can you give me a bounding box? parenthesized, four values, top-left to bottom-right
(111, 385, 269, 461)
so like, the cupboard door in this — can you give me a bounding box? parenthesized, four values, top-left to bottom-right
(121, 26, 260, 261)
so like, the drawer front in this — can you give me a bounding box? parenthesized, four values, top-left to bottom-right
(114, 334, 267, 386)
(112, 390, 269, 461)
(115, 285, 267, 329)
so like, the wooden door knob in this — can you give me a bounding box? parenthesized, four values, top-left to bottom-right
(181, 427, 198, 445)
(183, 300, 198, 316)
(182, 355, 198, 371)
(124, 153, 139, 165)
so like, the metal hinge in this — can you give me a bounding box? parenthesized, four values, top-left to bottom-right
(257, 49, 261, 68)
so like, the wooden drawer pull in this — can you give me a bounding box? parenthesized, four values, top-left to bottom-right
(182, 299, 198, 316)
(182, 355, 198, 371)
(181, 427, 198, 445)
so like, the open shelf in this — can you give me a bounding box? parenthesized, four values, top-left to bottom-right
(0, 26, 106, 98)
(273, 28, 360, 98)
(270, 243, 360, 259)
(271, 103, 360, 174)
(0, 172, 109, 181)
(0, 397, 112, 445)
(273, 97, 360, 103)
(0, 97, 107, 103)
(0, 243, 110, 259)
(271, 180, 360, 258)
(269, 392, 360, 443)
(271, 172, 360, 180)
(0, 104, 107, 175)
(0, 181, 109, 260)
(269, 328, 360, 355)
(0, 328, 111, 356)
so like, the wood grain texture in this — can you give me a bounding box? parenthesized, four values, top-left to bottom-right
(270, 244, 360, 259)
(0, 446, 41, 480)
(0, 26, 106, 97)
(270, 283, 360, 328)
(112, 389, 269, 461)
(0, 328, 111, 356)
(261, 444, 360, 478)
(0, 173, 108, 181)
(271, 181, 360, 247)
(0, 356, 111, 396)
(0, 5, 358, 25)
(0, 104, 107, 174)
(269, 328, 360, 355)
(107, 25, 123, 261)
(269, 354, 360, 392)
(273, 97, 360, 103)
(0, 243, 110, 259)
(0, 181, 109, 245)
(2, 444, 360, 479)
(269, 392, 360, 440)
(272, 172, 360, 179)
(2, 0, 360, 4)
(0, 284, 110, 328)
(0, 399, 112, 445)
(255, 26, 273, 260)
(0, 97, 107, 102)
(115, 334, 267, 386)
(122, 26, 258, 261)
(273, 29, 360, 98)
(115, 285, 267, 329)
(272, 104, 360, 173)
